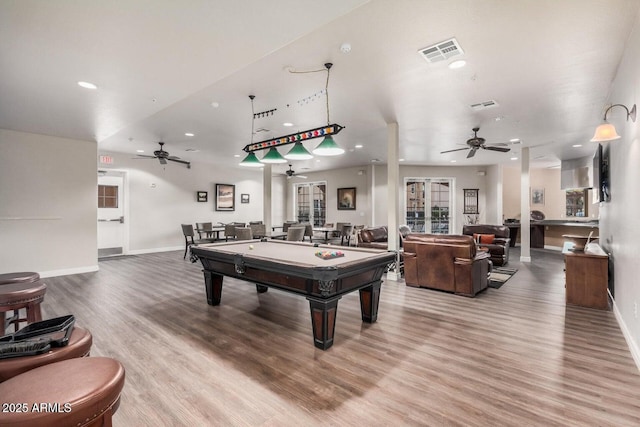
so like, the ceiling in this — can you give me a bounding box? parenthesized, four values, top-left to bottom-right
(2, 0, 639, 175)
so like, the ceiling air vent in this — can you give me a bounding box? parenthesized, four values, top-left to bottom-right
(418, 38, 464, 64)
(470, 100, 499, 111)
(255, 128, 270, 133)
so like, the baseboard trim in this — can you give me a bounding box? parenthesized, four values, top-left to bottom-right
(610, 290, 640, 373)
(127, 246, 182, 255)
(520, 256, 532, 262)
(39, 265, 99, 278)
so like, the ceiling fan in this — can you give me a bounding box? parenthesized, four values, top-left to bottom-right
(441, 127, 511, 158)
(134, 142, 191, 168)
(284, 164, 307, 179)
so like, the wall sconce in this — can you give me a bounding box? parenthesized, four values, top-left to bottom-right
(591, 103, 636, 142)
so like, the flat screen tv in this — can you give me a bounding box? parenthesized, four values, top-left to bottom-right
(592, 143, 610, 203)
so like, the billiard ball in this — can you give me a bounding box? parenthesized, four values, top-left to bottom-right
(249, 244, 254, 250)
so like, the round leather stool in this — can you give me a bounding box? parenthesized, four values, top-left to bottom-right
(0, 280, 47, 333)
(0, 357, 125, 427)
(0, 272, 40, 285)
(0, 326, 93, 382)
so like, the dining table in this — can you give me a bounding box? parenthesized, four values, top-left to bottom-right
(196, 226, 225, 241)
(313, 227, 337, 243)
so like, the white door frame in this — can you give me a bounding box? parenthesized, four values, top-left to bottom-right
(97, 169, 130, 256)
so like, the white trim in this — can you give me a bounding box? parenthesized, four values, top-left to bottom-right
(611, 290, 640, 373)
(543, 245, 563, 251)
(127, 246, 183, 255)
(520, 256, 532, 262)
(39, 265, 99, 278)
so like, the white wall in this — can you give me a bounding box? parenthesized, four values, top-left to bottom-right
(0, 129, 97, 276)
(98, 151, 266, 253)
(601, 11, 640, 366)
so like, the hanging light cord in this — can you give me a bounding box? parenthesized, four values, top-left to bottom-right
(288, 63, 333, 125)
(249, 95, 255, 144)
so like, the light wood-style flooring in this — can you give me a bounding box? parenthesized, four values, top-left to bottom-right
(38, 248, 640, 426)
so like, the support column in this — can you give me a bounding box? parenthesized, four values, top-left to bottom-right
(262, 164, 272, 233)
(520, 147, 531, 262)
(387, 122, 401, 280)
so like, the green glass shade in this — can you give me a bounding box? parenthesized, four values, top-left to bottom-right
(284, 142, 314, 160)
(261, 147, 287, 164)
(239, 152, 264, 167)
(312, 135, 345, 156)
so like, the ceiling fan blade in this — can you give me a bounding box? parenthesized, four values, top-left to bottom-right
(159, 158, 167, 165)
(167, 155, 182, 160)
(167, 158, 191, 167)
(467, 148, 478, 158)
(296, 175, 308, 179)
(483, 146, 511, 153)
(440, 147, 470, 154)
(133, 155, 157, 159)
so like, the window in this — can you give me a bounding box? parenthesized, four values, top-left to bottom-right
(98, 185, 118, 208)
(295, 182, 326, 226)
(405, 178, 454, 234)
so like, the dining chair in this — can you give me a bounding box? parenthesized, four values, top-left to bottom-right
(181, 224, 211, 259)
(250, 223, 266, 238)
(338, 223, 353, 245)
(195, 222, 213, 239)
(224, 223, 237, 241)
(235, 227, 253, 240)
(282, 222, 299, 232)
(286, 226, 305, 242)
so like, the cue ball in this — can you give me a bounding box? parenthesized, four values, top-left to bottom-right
(249, 244, 254, 250)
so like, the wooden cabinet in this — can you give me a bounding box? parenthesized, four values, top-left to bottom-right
(564, 243, 609, 310)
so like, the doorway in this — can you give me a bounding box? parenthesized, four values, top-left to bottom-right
(98, 170, 127, 258)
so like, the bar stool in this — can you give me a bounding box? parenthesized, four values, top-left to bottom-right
(0, 357, 125, 426)
(0, 272, 41, 332)
(0, 326, 93, 382)
(0, 280, 47, 333)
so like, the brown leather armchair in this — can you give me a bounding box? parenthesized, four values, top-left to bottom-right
(403, 234, 491, 297)
(462, 224, 510, 266)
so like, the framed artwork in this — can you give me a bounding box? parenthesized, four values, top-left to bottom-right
(337, 187, 356, 210)
(215, 184, 235, 211)
(196, 191, 208, 203)
(531, 188, 545, 205)
(241, 194, 250, 204)
(463, 189, 479, 214)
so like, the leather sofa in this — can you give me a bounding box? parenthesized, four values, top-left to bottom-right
(403, 234, 491, 297)
(462, 224, 510, 266)
(357, 226, 407, 249)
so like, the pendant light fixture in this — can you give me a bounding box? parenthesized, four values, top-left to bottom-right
(591, 103, 636, 142)
(313, 63, 345, 156)
(240, 95, 265, 167)
(284, 141, 314, 160)
(261, 147, 287, 163)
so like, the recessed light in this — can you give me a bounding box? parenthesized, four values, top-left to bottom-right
(283, 122, 294, 127)
(399, 158, 405, 162)
(572, 144, 582, 148)
(234, 154, 240, 158)
(355, 144, 363, 149)
(450, 160, 457, 163)
(78, 81, 97, 90)
(340, 42, 352, 54)
(510, 157, 518, 161)
(509, 138, 521, 143)
(136, 150, 144, 153)
(494, 116, 504, 121)
(448, 59, 466, 69)
(185, 133, 195, 137)
(210, 101, 220, 108)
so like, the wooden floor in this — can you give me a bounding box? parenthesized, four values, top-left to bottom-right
(38, 247, 640, 426)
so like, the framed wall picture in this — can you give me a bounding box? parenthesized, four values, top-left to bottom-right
(215, 184, 235, 211)
(241, 194, 250, 204)
(337, 187, 356, 210)
(531, 188, 545, 205)
(196, 191, 208, 203)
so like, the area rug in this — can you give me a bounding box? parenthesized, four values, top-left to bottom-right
(489, 267, 518, 289)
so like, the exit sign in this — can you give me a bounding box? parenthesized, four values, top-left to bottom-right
(99, 155, 113, 165)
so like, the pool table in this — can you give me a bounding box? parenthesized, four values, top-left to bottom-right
(191, 239, 396, 350)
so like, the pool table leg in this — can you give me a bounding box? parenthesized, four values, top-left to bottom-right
(255, 284, 268, 293)
(359, 281, 381, 323)
(203, 271, 223, 306)
(307, 296, 340, 350)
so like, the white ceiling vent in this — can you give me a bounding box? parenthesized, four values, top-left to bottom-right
(470, 100, 499, 111)
(418, 38, 464, 64)
(255, 128, 270, 133)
